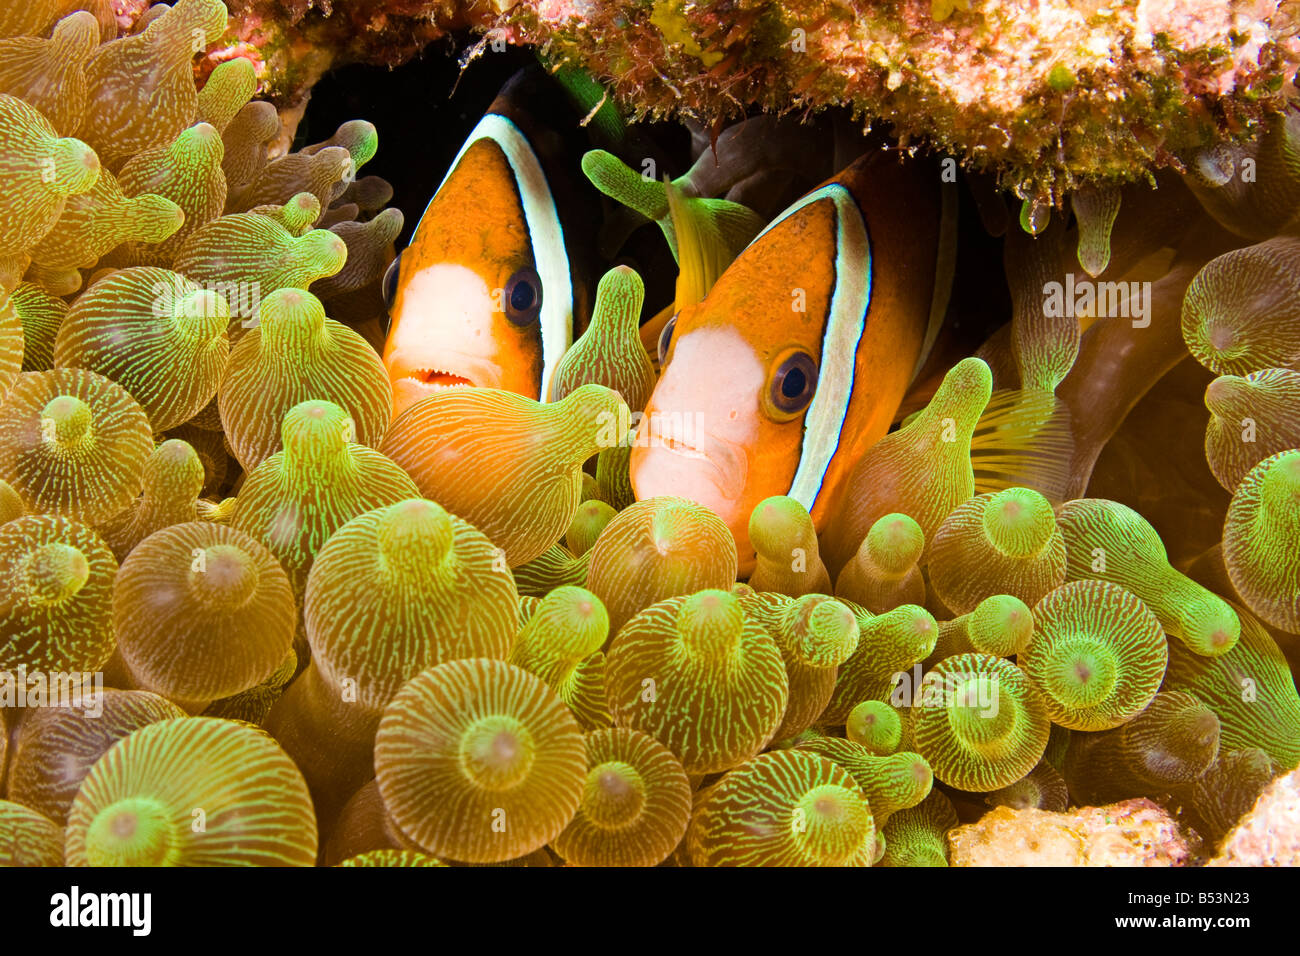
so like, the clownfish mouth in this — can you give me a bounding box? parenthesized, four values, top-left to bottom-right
(408, 368, 475, 390)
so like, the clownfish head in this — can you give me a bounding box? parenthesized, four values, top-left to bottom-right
(382, 113, 574, 414)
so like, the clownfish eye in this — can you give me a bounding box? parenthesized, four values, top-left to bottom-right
(504, 266, 543, 326)
(658, 313, 678, 365)
(768, 350, 818, 417)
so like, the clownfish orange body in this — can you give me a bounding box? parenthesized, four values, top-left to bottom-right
(631, 151, 959, 573)
(381, 68, 602, 414)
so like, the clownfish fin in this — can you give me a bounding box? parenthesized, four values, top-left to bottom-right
(969, 388, 1075, 503)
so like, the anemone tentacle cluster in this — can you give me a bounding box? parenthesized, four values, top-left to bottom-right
(0, 0, 1297, 873)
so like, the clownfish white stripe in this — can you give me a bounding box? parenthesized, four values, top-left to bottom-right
(421, 113, 574, 402)
(752, 184, 872, 511)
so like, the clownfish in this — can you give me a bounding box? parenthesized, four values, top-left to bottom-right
(630, 149, 963, 573)
(382, 66, 618, 414)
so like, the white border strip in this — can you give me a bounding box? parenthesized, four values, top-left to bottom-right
(748, 184, 872, 511)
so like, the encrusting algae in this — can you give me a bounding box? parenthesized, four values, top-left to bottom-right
(0, 0, 1297, 874)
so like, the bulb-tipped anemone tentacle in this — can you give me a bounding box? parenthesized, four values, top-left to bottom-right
(1204, 368, 1300, 492)
(606, 589, 788, 774)
(53, 267, 231, 432)
(1163, 603, 1300, 770)
(878, 790, 960, 867)
(112, 521, 297, 708)
(550, 265, 655, 411)
(1222, 450, 1300, 633)
(512, 543, 592, 598)
(265, 497, 518, 821)
(0, 800, 64, 866)
(552, 727, 692, 867)
(230, 400, 419, 596)
(8, 689, 185, 825)
(218, 287, 393, 471)
(846, 700, 904, 755)
(686, 749, 876, 867)
(584, 496, 737, 637)
(0, 291, 23, 395)
(374, 658, 587, 864)
(336, 849, 449, 867)
(1020, 579, 1167, 732)
(1056, 498, 1240, 657)
(1172, 748, 1276, 848)
(909, 653, 1051, 793)
(746, 495, 832, 596)
(795, 736, 933, 827)
(822, 357, 993, 575)
(65, 716, 318, 866)
(926, 486, 1067, 614)
(822, 603, 938, 726)
(509, 585, 612, 731)
(833, 512, 926, 613)
(1061, 690, 1221, 805)
(566, 499, 617, 556)
(312, 207, 406, 302)
(98, 439, 207, 561)
(0, 513, 117, 673)
(75, 0, 228, 168)
(741, 591, 859, 740)
(381, 384, 628, 568)
(985, 759, 1069, 812)
(1181, 237, 1300, 376)
(0, 368, 153, 524)
(0, 93, 100, 262)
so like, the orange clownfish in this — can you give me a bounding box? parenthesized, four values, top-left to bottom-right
(631, 150, 960, 573)
(381, 68, 603, 413)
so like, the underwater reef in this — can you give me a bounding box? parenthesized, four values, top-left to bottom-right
(0, 0, 1298, 870)
(211, 0, 1300, 203)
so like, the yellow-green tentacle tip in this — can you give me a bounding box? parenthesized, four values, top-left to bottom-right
(0, 800, 63, 866)
(910, 653, 1051, 792)
(846, 700, 904, 755)
(55, 267, 230, 431)
(65, 717, 317, 866)
(304, 497, 518, 710)
(230, 399, 420, 593)
(606, 589, 788, 774)
(1056, 498, 1240, 656)
(878, 790, 959, 867)
(0, 514, 116, 673)
(219, 286, 393, 471)
(1181, 237, 1300, 375)
(1021, 580, 1167, 731)
(585, 495, 737, 637)
(374, 658, 586, 863)
(796, 736, 933, 826)
(1204, 368, 1300, 492)
(834, 511, 926, 613)
(927, 486, 1066, 615)
(1223, 450, 1300, 632)
(0, 368, 153, 524)
(821, 357, 992, 573)
(965, 593, 1035, 657)
(509, 585, 612, 731)
(1163, 603, 1300, 769)
(747, 494, 832, 596)
(552, 727, 692, 867)
(566, 499, 617, 556)
(823, 604, 938, 724)
(687, 749, 876, 866)
(550, 265, 654, 411)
